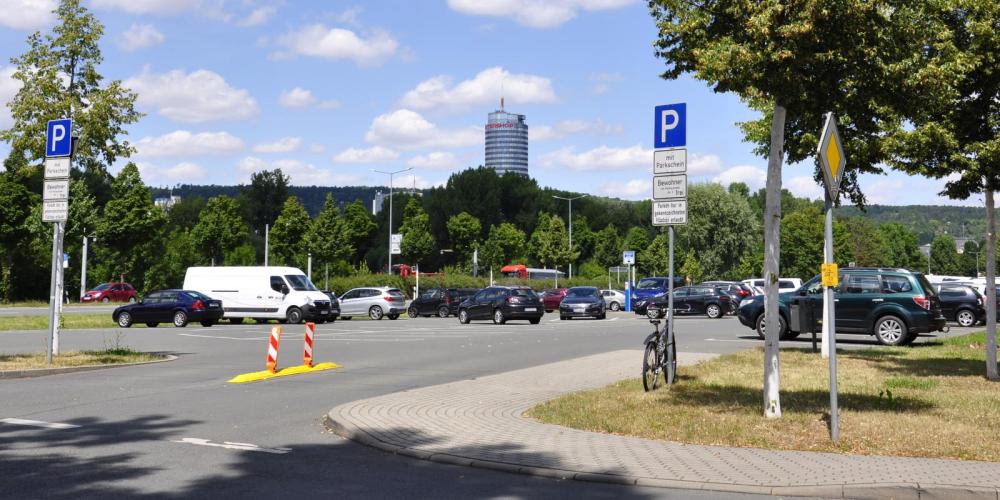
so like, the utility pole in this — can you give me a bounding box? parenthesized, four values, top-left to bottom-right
(264, 224, 269, 266)
(80, 233, 88, 299)
(373, 167, 412, 273)
(552, 194, 586, 278)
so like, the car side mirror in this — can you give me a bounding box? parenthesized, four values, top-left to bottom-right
(281, 284, 289, 295)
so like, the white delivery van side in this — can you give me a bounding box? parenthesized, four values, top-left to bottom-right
(182, 266, 331, 324)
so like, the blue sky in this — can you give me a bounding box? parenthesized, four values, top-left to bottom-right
(0, 0, 975, 206)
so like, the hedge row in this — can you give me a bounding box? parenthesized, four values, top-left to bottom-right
(315, 273, 618, 299)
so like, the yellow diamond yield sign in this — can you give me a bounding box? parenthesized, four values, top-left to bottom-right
(818, 112, 846, 200)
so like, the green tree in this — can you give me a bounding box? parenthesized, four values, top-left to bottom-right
(641, 233, 671, 276)
(95, 163, 165, 290)
(680, 250, 704, 284)
(191, 196, 248, 266)
(961, 240, 981, 278)
(400, 198, 434, 264)
(931, 235, 962, 276)
(63, 178, 99, 295)
(529, 213, 577, 270)
(837, 217, 887, 268)
(446, 212, 481, 266)
(144, 228, 198, 291)
(0, 173, 36, 302)
(167, 196, 207, 231)
(878, 222, 924, 270)
(341, 200, 377, 265)
(1, 0, 141, 186)
(303, 193, 353, 271)
(269, 196, 310, 268)
(620, 227, 650, 271)
(675, 184, 759, 280)
(241, 169, 290, 231)
(480, 223, 527, 271)
(593, 224, 621, 269)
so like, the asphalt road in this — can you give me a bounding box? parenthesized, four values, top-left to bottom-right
(0, 312, 976, 499)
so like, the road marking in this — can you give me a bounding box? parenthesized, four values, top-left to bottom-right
(0, 418, 80, 429)
(705, 338, 759, 343)
(177, 333, 264, 341)
(173, 437, 291, 454)
(610, 317, 619, 321)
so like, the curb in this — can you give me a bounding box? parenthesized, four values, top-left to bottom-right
(323, 411, 1000, 499)
(0, 354, 178, 380)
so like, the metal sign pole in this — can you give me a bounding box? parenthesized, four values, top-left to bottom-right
(667, 226, 675, 385)
(46, 223, 59, 364)
(825, 192, 839, 441)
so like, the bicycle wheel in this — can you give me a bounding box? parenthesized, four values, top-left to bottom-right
(642, 342, 660, 392)
(664, 338, 677, 385)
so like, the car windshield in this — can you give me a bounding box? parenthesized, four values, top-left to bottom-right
(637, 279, 662, 289)
(284, 275, 318, 291)
(183, 291, 211, 301)
(386, 288, 405, 297)
(565, 288, 595, 297)
(93, 283, 111, 291)
(914, 274, 937, 297)
(511, 288, 537, 298)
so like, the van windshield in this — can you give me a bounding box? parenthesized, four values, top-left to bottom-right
(637, 279, 662, 289)
(285, 275, 318, 291)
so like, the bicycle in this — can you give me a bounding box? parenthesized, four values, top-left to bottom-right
(642, 318, 676, 391)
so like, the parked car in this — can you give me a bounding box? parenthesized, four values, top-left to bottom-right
(321, 291, 341, 323)
(407, 288, 479, 318)
(338, 286, 405, 320)
(540, 288, 568, 312)
(600, 289, 627, 311)
(82, 282, 137, 303)
(635, 285, 732, 319)
(741, 278, 802, 295)
(559, 286, 607, 320)
(457, 286, 543, 324)
(737, 268, 947, 346)
(112, 290, 223, 328)
(938, 285, 986, 327)
(632, 276, 686, 302)
(182, 266, 330, 324)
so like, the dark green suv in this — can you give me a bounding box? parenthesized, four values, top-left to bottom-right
(736, 268, 947, 346)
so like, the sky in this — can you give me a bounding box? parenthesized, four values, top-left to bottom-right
(0, 0, 978, 206)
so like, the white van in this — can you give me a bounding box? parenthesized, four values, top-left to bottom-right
(742, 278, 803, 295)
(182, 266, 331, 324)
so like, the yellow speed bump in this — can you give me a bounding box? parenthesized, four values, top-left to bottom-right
(227, 362, 341, 384)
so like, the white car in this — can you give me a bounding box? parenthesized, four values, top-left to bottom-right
(600, 289, 627, 311)
(741, 278, 803, 295)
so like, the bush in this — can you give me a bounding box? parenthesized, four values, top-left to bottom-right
(323, 272, 610, 298)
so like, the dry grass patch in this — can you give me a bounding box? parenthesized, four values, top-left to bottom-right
(0, 348, 161, 371)
(527, 333, 1000, 461)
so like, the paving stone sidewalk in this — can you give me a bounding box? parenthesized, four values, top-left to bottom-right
(326, 350, 1000, 499)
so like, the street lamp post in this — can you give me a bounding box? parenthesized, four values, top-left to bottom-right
(373, 167, 413, 274)
(552, 194, 587, 278)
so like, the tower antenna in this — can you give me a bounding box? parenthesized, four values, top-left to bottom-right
(500, 74, 504, 110)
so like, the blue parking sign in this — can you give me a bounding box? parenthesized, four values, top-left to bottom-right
(653, 103, 686, 148)
(46, 118, 73, 157)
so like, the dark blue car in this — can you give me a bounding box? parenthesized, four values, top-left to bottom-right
(631, 276, 686, 302)
(113, 289, 223, 328)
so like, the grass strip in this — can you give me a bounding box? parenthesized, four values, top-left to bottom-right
(0, 313, 121, 331)
(0, 348, 161, 370)
(527, 332, 1000, 461)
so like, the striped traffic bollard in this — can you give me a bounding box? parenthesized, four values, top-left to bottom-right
(303, 322, 315, 367)
(266, 326, 282, 373)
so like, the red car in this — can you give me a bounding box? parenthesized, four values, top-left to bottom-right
(541, 288, 568, 312)
(82, 282, 137, 303)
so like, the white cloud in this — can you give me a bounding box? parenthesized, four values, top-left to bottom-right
(237, 6, 276, 27)
(712, 165, 766, 191)
(279, 87, 316, 108)
(137, 161, 207, 183)
(136, 130, 245, 158)
(399, 66, 556, 112)
(786, 176, 825, 200)
(237, 156, 342, 185)
(319, 99, 342, 109)
(118, 24, 165, 52)
(273, 25, 398, 66)
(406, 152, 461, 170)
(395, 174, 441, 190)
(447, 0, 635, 28)
(308, 143, 327, 154)
(335, 6, 363, 26)
(688, 153, 724, 175)
(532, 119, 622, 141)
(589, 72, 623, 95)
(0, 67, 22, 129)
(125, 67, 259, 123)
(331, 146, 399, 164)
(541, 145, 649, 171)
(600, 179, 648, 200)
(0, 0, 56, 30)
(92, 0, 203, 16)
(253, 137, 303, 153)
(365, 109, 482, 150)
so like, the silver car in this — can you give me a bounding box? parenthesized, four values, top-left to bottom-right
(601, 289, 627, 311)
(338, 287, 406, 320)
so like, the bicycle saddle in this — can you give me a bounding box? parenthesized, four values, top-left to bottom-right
(648, 319, 661, 325)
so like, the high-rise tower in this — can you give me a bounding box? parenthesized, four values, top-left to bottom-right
(484, 98, 528, 177)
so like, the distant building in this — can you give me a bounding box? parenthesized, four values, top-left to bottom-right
(154, 195, 181, 210)
(372, 190, 387, 215)
(485, 98, 528, 177)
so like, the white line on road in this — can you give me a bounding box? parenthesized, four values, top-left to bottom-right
(705, 338, 759, 343)
(0, 418, 80, 429)
(173, 437, 291, 454)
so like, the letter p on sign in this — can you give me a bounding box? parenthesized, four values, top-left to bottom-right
(46, 118, 72, 157)
(654, 103, 686, 149)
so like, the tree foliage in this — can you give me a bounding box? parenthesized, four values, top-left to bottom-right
(480, 223, 526, 271)
(529, 213, 578, 270)
(269, 196, 309, 268)
(191, 196, 248, 266)
(303, 193, 353, 268)
(94, 163, 165, 288)
(446, 211, 481, 265)
(400, 198, 435, 264)
(241, 169, 290, 231)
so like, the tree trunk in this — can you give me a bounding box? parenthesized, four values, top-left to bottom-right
(763, 101, 786, 418)
(986, 188, 998, 381)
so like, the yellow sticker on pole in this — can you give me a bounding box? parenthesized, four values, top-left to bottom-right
(822, 263, 839, 287)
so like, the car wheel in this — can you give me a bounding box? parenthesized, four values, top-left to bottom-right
(956, 309, 976, 327)
(173, 310, 188, 328)
(874, 315, 908, 346)
(200, 321, 215, 327)
(286, 307, 303, 324)
(458, 309, 470, 324)
(610, 301, 621, 311)
(387, 314, 399, 320)
(706, 304, 722, 319)
(560, 315, 568, 320)
(755, 313, 786, 340)
(101, 297, 110, 303)
(529, 318, 540, 324)
(438, 306, 450, 318)
(145, 322, 158, 328)
(117, 312, 133, 328)
(493, 309, 506, 325)
(407, 307, 419, 318)
(598, 312, 606, 320)
(128, 296, 136, 303)
(369, 306, 384, 320)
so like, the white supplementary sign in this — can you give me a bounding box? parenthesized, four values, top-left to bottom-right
(390, 233, 402, 255)
(44, 157, 71, 179)
(623, 250, 635, 265)
(44, 179, 69, 201)
(653, 174, 687, 200)
(42, 200, 68, 222)
(653, 149, 687, 174)
(653, 200, 687, 226)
